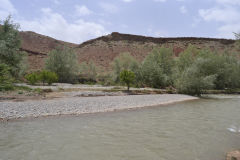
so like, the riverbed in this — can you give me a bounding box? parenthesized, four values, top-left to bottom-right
(0, 95, 240, 160)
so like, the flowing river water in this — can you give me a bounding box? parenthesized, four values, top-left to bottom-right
(0, 95, 240, 160)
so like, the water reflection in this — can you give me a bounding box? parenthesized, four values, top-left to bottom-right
(227, 125, 240, 133)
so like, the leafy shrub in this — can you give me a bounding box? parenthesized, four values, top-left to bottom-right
(79, 61, 98, 83)
(0, 16, 27, 78)
(0, 63, 13, 91)
(39, 70, 58, 85)
(175, 58, 216, 95)
(25, 72, 39, 85)
(139, 47, 174, 88)
(45, 47, 78, 83)
(25, 70, 58, 85)
(120, 70, 135, 91)
(112, 52, 139, 83)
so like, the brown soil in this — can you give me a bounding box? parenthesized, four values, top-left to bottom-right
(19, 31, 238, 71)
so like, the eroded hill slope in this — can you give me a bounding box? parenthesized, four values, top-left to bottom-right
(19, 31, 238, 71)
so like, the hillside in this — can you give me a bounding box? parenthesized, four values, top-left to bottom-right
(19, 31, 238, 71)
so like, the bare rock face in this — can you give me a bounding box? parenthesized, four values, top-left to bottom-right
(226, 150, 240, 160)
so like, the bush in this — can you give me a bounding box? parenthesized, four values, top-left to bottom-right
(139, 47, 174, 88)
(120, 70, 135, 91)
(174, 46, 240, 95)
(112, 52, 139, 83)
(0, 63, 13, 91)
(0, 16, 27, 78)
(25, 72, 39, 85)
(45, 46, 78, 83)
(79, 61, 98, 83)
(25, 70, 58, 85)
(175, 58, 216, 95)
(39, 70, 58, 85)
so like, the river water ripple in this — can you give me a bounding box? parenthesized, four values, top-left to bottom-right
(0, 95, 240, 160)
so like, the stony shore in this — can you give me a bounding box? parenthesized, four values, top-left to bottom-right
(0, 94, 198, 120)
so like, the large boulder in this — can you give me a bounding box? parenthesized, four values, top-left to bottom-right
(226, 150, 240, 160)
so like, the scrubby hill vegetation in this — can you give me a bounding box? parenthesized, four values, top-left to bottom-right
(1, 17, 240, 96)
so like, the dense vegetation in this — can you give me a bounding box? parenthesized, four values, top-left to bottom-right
(45, 47, 78, 83)
(25, 70, 58, 85)
(1, 17, 240, 96)
(109, 45, 240, 95)
(120, 70, 135, 91)
(0, 16, 27, 91)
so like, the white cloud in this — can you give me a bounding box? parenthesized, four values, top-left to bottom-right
(180, 6, 187, 14)
(0, 0, 17, 19)
(122, 0, 133, 2)
(53, 0, 60, 5)
(199, 7, 240, 23)
(154, 0, 185, 2)
(191, 17, 201, 27)
(198, 0, 240, 38)
(154, 30, 168, 37)
(99, 3, 118, 13)
(216, 0, 240, 6)
(147, 27, 168, 37)
(75, 5, 92, 16)
(217, 23, 240, 38)
(154, 0, 167, 2)
(18, 8, 109, 43)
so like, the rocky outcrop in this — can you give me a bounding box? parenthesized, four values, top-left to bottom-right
(226, 150, 240, 160)
(19, 31, 238, 71)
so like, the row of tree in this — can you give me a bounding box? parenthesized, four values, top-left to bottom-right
(111, 45, 240, 95)
(1, 17, 240, 95)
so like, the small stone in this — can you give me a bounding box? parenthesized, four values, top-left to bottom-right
(226, 150, 240, 160)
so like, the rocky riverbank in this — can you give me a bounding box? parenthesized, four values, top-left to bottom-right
(0, 94, 198, 121)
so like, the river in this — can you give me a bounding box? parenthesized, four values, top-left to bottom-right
(0, 95, 240, 160)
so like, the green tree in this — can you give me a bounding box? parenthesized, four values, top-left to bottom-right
(79, 61, 98, 82)
(175, 58, 216, 95)
(39, 70, 58, 85)
(140, 47, 174, 88)
(0, 16, 27, 78)
(120, 70, 135, 91)
(45, 47, 78, 83)
(0, 63, 13, 91)
(25, 72, 39, 85)
(112, 52, 139, 83)
(175, 45, 200, 73)
(234, 32, 240, 40)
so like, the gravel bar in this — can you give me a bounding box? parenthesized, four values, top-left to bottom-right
(0, 94, 198, 120)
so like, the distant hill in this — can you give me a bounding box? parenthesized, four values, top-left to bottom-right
(19, 31, 238, 71)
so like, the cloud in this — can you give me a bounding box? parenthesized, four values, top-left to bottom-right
(0, 0, 17, 19)
(75, 5, 92, 16)
(198, 0, 240, 38)
(154, 0, 167, 2)
(180, 6, 187, 14)
(199, 7, 240, 23)
(154, 30, 168, 37)
(216, 0, 240, 6)
(147, 27, 168, 37)
(122, 0, 133, 2)
(99, 2, 118, 13)
(18, 8, 109, 43)
(217, 23, 240, 37)
(53, 0, 60, 5)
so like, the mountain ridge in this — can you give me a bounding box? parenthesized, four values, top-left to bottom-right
(18, 31, 238, 71)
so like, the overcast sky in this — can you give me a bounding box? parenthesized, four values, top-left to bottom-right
(1, 0, 240, 43)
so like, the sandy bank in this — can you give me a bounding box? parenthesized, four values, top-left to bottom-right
(0, 94, 198, 120)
